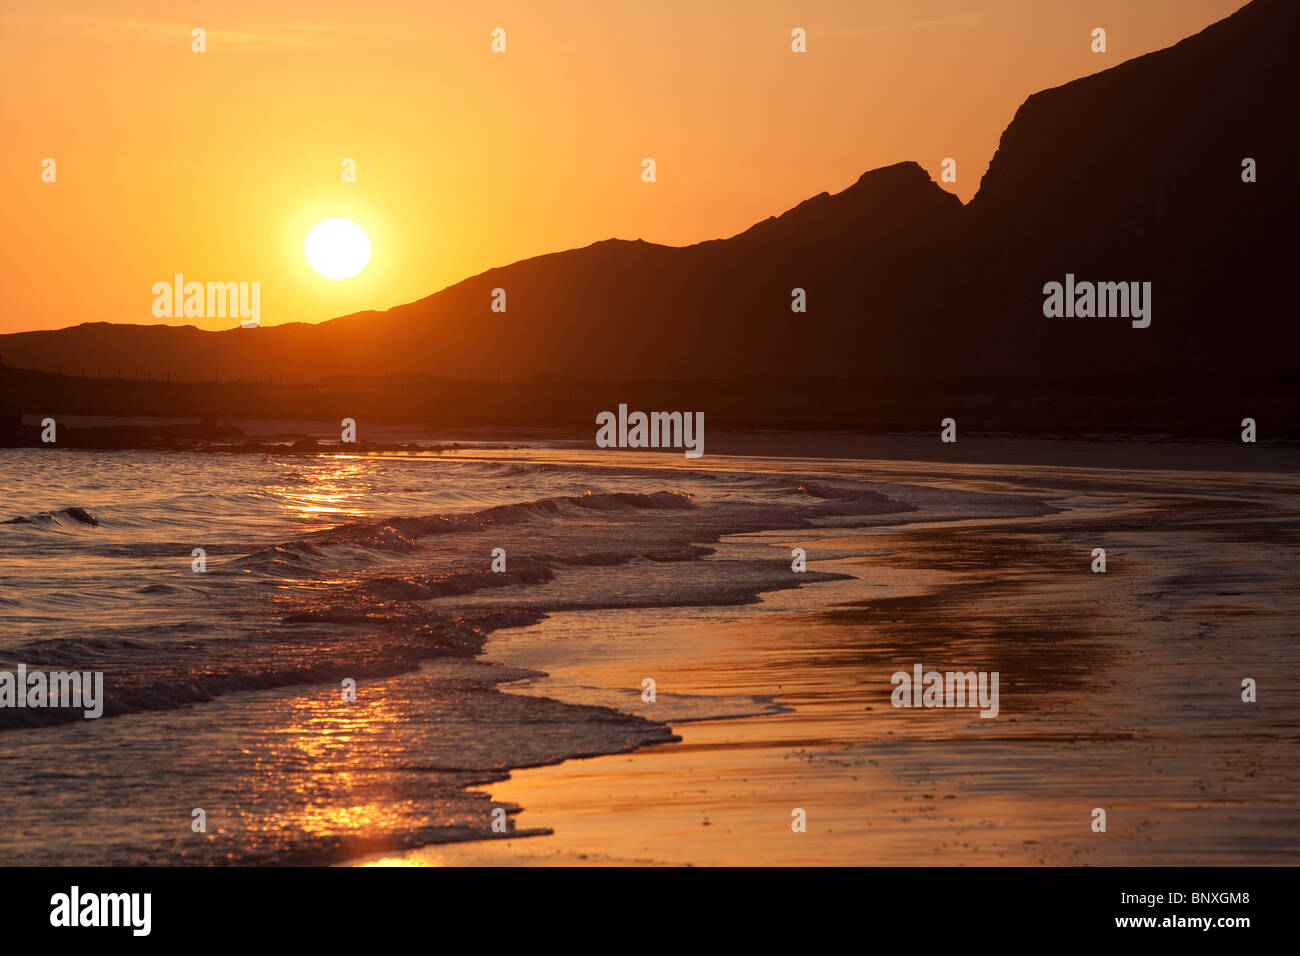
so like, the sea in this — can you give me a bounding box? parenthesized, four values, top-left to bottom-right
(0, 443, 1048, 864)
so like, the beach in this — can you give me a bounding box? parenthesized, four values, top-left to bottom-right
(1, 438, 1296, 865)
(1, 0, 1295, 898)
(356, 452, 1300, 866)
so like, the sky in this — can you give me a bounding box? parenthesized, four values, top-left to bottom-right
(0, 0, 1249, 334)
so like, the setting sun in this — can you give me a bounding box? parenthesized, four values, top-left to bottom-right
(0, 0, 1294, 904)
(305, 218, 371, 280)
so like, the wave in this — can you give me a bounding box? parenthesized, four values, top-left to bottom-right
(226, 490, 696, 572)
(0, 607, 514, 730)
(2, 506, 99, 528)
(0, 473, 919, 731)
(326, 560, 556, 604)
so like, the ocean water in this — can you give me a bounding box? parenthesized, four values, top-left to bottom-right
(0, 445, 1057, 864)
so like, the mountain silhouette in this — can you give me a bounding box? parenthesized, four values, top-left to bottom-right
(2, 0, 1295, 386)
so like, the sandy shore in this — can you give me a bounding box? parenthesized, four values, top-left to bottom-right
(355, 456, 1300, 866)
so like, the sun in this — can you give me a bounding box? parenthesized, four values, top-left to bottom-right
(305, 218, 371, 280)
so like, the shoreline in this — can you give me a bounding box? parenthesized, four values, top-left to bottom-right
(353, 456, 1300, 866)
(3, 443, 1295, 865)
(4, 418, 1300, 474)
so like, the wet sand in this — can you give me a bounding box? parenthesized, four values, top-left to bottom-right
(357, 456, 1300, 866)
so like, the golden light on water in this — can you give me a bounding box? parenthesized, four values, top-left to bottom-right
(287, 493, 357, 517)
(278, 460, 376, 520)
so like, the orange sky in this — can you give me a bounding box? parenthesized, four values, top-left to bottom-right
(0, 0, 1247, 334)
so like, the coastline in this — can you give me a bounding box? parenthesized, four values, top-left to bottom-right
(354, 455, 1300, 866)
(3, 437, 1295, 865)
(6, 413, 1300, 474)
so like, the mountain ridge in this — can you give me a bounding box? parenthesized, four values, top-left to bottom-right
(2, 0, 1294, 385)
